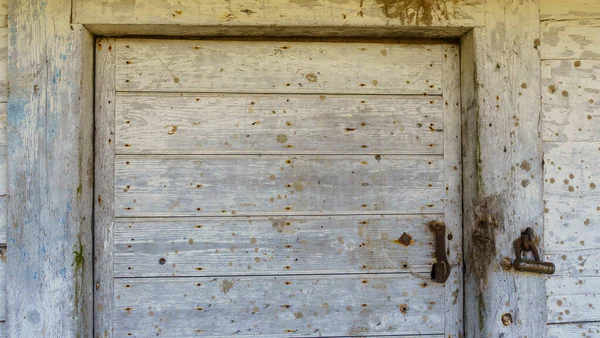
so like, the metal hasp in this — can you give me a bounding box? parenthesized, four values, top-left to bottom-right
(513, 227, 555, 275)
(429, 221, 451, 283)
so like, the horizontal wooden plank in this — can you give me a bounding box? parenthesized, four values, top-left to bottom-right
(115, 39, 442, 95)
(0, 196, 5, 244)
(73, 0, 485, 29)
(0, 27, 6, 102)
(547, 277, 600, 324)
(541, 0, 600, 21)
(115, 155, 444, 217)
(541, 20, 600, 60)
(0, 103, 6, 146)
(0, 0, 6, 28)
(548, 322, 600, 338)
(114, 274, 444, 337)
(0, 246, 4, 320)
(114, 215, 439, 277)
(546, 250, 600, 278)
(542, 60, 600, 141)
(0, 147, 6, 196)
(116, 94, 444, 155)
(544, 142, 600, 277)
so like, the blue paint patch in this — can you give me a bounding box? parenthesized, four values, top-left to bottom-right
(7, 98, 30, 126)
(59, 267, 67, 278)
(60, 54, 67, 61)
(40, 245, 46, 254)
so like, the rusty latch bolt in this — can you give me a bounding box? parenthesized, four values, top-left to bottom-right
(513, 227, 555, 275)
(429, 221, 451, 283)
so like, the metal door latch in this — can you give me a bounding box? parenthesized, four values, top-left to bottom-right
(429, 221, 451, 283)
(513, 227, 555, 275)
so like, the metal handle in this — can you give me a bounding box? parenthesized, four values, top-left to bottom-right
(429, 221, 451, 283)
(513, 227, 555, 275)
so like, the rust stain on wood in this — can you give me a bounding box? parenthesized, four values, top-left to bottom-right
(375, 0, 466, 25)
(394, 232, 413, 246)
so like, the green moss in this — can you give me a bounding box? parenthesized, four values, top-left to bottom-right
(73, 242, 84, 269)
(73, 241, 84, 310)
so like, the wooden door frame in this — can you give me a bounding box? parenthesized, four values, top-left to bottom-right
(7, 1, 546, 337)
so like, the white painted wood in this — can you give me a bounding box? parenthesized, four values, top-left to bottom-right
(547, 276, 600, 324)
(461, 0, 546, 336)
(0, 197, 5, 244)
(541, 0, 600, 21)
(116, 94, 444, 155)
(115, 155, 444, 217)
(0, 103, 6, 147)
(115, 39, 443, 95)
(99, 36, 463, 337)
(114, 215, 438, 277)
(94, 38, 117, 338)
(7, 1, 95, 336)
(114, 274, 444, 337)
(0, 0, 6, 28)
(0, 246, 5, 320)
(73, 0, 485, 30)
(0, 0, 7, 326)
(0, 27, 6, 103)
(548, 322, 600, 338)
(542, 60, 600, 142)
(544, 142, 600, 278)
(541, 20, 600, 60)
(441, 44, 462, 338)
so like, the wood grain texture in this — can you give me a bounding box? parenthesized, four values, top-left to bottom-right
(461, 0, 546, 336)
(115, 155, 444, 217)
(542, 60, 600, 142)
(0, 0, 6, 325)
(94, 38, 117, 338)
(541, 0, 600, 21)
(7, 1, 95, 336)
(73, 0, 485, 29)
(114, 274, 444, 337)
(548, 322, 600, 338)
(116, 94, 444, 155)
(114, 215, 439, 277)
(544, 142, 600, 278)
(547, 276, 600, 324)
(115, 39, 442, 95)
(0, 247, 4, 320)
(541, 20, 600, 60)
(441, 44, 462, 337)
(0, 27, 5, 103)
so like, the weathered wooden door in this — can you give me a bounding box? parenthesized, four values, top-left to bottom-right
(95, 38, 462, 337)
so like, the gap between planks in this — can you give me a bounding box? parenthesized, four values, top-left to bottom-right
(114, 213, 445, 219)
(114, 272, 433, 279)
(115, 90, 444, 97)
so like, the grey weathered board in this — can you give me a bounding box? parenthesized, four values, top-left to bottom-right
(115, 39, 442, 95)
(116, 94, 444, 155)
(114, 274, 443, 337)
(542, 60, 600, 142)
(98, 38, 462, 337)
(115, 155, 444, 217)
(547, 276, 600, 324)
(114, 215, 438, 277)
(544, 142, 600, 278)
